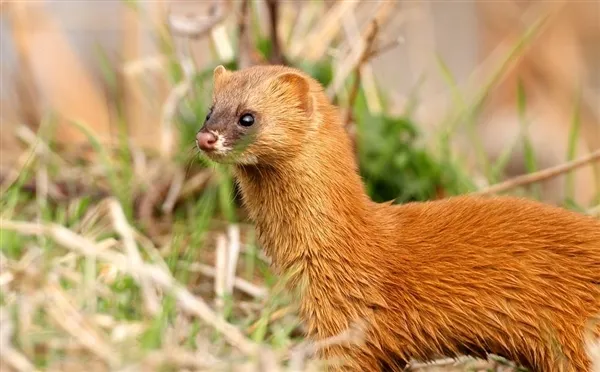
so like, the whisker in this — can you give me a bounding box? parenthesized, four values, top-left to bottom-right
(184, 149, 201, 178)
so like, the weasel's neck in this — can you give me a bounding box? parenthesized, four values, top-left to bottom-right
(234, 113, 375, 277)
(233, 108, 390, 338)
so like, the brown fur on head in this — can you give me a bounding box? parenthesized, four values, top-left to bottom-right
(197, 65, 319, 166)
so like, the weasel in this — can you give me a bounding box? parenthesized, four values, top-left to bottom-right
(196, 64, 600, 371)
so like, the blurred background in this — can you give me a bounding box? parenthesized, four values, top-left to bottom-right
(1, 1, 599, 371)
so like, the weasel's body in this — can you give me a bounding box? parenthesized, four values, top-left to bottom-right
(197, 65, 600, 371)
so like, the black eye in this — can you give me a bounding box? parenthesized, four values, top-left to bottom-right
(205, 107, 214, 122)
(239, 113, 255, 127)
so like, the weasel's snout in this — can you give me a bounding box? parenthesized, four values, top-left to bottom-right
(196, 131, 217, 152)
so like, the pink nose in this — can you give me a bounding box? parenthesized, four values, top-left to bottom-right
(196, 131, 217, 151)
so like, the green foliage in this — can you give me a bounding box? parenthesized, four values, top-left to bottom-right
(353, 88, 473, 203)
(295, 59, 334, 87)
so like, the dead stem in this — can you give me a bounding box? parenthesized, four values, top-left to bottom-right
(161, 166, 185, 214)
(265, 0, 287, 65)
(108, 199, 161, 316)
(344, 21, 379, 129)
(215, 232, 228, 315)
(183, 261, 267, 299)
(326, 0, 395, 101)
(0, 307, 37, 372)
(476, 149, 600, 196)
(237, 0, 263, 69)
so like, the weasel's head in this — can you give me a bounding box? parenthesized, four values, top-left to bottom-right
(196, 65, 318, 166)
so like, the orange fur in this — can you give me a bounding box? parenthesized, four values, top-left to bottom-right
(199, 65, 600, 371)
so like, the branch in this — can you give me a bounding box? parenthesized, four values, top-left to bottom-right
(265, 0, 288, 65)
(364, 36, 404, 60)
(475, 149, 600, 196)
(182, 261, 267, 299)
(344, 20, 379, 128)
(237, 0, 263, 69)
(326, 0, 395, 100)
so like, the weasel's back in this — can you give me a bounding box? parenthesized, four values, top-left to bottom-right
(374, 196, 600, 371)
(395, 195, 599, 245)
(388, 195, 600, 288)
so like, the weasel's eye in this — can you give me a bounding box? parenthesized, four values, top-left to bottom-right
(239, 113, 255, 127)
(205, 107, 214, 122)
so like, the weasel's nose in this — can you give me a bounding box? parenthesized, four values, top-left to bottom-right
(196, 131, 217, 151)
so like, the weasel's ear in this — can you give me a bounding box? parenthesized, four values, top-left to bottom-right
(213, 65, 231, 90)
(272, 72, 313, 116)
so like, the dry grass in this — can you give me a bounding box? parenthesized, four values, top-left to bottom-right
(6, 122, 596, 372)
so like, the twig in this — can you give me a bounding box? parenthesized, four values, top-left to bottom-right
(237, 0, 264, 69)
(265, 0, 287, 65)
(226, 224, 241, 297)
(476, 149, 600, 196)
(343, 21, 379, 128)
(214, 233, 228, 314)
(326, 0, 394, 100)
(342, 13, 381, 116)
(237, 0, 253, 69)
(365, 36, 404, 60)
(183, 262, 267, 299)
